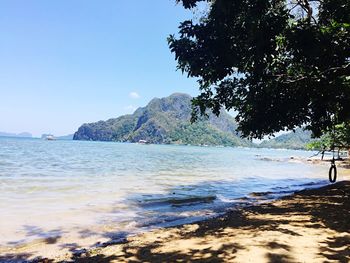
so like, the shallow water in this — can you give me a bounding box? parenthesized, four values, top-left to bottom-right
(0, 137, 328, 250)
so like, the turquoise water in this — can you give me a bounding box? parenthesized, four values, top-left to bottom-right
(0, 137, 328, 248)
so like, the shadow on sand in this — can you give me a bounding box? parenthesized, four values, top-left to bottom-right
(1, 181, 349, 262)
(65, 181, 350, 263)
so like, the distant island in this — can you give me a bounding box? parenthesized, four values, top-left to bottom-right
(259, 128, 313, 150)
(74, 93, 252, 147)
(0, 131, 75, 140)
(0, 96, 314, 149)
(56, 134, 74, 140)
(0, 131, 32, 138)
(73, 93, 318, 149)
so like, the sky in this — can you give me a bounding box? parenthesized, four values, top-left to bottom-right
(0, 0, 200, 137)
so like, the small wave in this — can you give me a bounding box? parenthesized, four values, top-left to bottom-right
(136, 214, 187, 228)
(290, 180, 327, 190)
(249, 191, 273, 197)
(295, 181, 320, 186)
(137, 195, 216, 208)
(257, 157, 289, 162)
(216, 195, 236, 203)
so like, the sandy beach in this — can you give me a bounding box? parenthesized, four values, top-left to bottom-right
(2, 179, 349, 263)
(2, 0, 349, 261)
(69, 181, 350, 263)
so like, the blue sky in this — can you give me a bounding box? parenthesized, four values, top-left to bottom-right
(0, 1, 199, 137)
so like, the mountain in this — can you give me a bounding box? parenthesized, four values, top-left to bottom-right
(56, 134, 74, 140)
(73, 93, 252, 147)
(0, 131, 32, 138)
(259, 128, 313, 150)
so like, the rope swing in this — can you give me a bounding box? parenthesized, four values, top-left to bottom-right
(329, 156, 337, 183)
(328, 118, 337, 183)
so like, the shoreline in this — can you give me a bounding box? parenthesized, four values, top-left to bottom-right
(68, 181, 350, 263)
(2, 180, 349, 262)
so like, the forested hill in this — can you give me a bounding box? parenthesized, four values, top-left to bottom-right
(259, 129, 313, 150)
(73, 93, 252, 147)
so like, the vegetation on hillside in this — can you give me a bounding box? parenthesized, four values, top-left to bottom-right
(73, 93, 252, 147)
(259, 129, 313, 150)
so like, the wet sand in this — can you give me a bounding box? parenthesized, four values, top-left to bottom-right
(2, 180, 349, 263)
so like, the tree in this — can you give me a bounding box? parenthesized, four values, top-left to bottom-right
(307, 122, 350, 153)
(169, 0, 350, 139)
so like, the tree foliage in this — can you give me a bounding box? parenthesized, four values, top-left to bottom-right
(306, 122, 350, 150)
(169, 0, 350, 139)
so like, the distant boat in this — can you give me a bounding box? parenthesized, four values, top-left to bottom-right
(45, 135, 55, 141)
(138, 140, 149, 144)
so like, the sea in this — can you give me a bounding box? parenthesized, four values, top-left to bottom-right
(0, 137, 331, 254)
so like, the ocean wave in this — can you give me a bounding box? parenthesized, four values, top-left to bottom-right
(137, 195, 217, 208)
